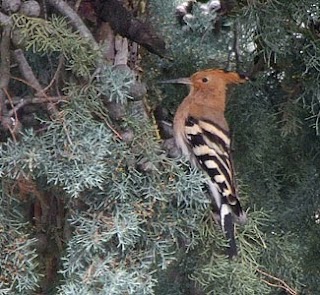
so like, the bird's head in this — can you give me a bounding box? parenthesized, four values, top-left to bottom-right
(191, 69, 248, 88)
(160, 69, 249, 91)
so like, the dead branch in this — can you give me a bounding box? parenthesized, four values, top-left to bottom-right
(4, 89, 20, 142)
(7, 96, 67, 117)
(0, 12, 12, 26)
(256, 268, 298, 295)
(14, 49, 45, 96)
(43, 54, 65, 93)
(11, 76, 46, 92)
(13, 49, 59, 115)
(47, 0, 98, 50)
(0, 22, 12, 127)
(74, 0, 83, 12)
(226, 20, 241, 71)
(233, 20, 241, 70)
(98, 0, 166, 57)
(92, 109, 123, 139)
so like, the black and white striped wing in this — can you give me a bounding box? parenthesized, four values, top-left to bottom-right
(184, 116, 240, 212)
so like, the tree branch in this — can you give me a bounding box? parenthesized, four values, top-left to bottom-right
(98, 0, 166, 57)
(4, 89, 20, 142)
(47, 0, 98, 50)
(256, 268, 298, 295)
(13, 49, 59, 115)
(14, 49, 45, 96)
(0, 11, 12, 26)
(226, 20, 241, 71)
(43, 54, 65, 93)
(233, 20, 241, 70)
(7, 96, 67, 117)
(0, 22, 12, 127)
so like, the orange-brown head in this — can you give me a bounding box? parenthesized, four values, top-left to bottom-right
(161, 69, 248, 114)
(190, 69, 248, 90)
(161, 69, 248, 90)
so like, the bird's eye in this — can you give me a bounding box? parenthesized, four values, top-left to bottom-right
(202, 77, 208, 83)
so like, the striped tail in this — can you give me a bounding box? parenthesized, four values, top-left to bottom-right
(221, 203, 237, 258)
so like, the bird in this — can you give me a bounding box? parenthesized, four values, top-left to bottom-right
(162, 69, 248, 258)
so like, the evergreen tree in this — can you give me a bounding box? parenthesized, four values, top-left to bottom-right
(0, 0, 319, 294)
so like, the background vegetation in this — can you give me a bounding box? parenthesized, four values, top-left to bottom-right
(0, 0, 320, 294)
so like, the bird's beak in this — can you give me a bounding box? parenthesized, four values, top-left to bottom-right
(159, 77, 191, 85)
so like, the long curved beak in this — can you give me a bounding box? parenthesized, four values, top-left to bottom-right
(158, 77, 191, 85)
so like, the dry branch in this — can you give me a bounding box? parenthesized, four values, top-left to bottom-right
(13, 49, 58, 115)
(257, 268, 298, 295)
(98, 0, 166, 57)
(14, 49, 45, 96)
(0, 22, 12, 127)
(7, 96, 67, 117)
(4, 89, 21, 141)
(0, 12, 12, 26)
(47, 0, 98, 49)
(232, 21, 241, 70)
(43, 54, 65, 93)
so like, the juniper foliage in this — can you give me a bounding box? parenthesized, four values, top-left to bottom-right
(148, 0, 320, 294)
(1, 0, 320, 294)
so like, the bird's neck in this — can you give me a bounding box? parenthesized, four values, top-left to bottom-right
(191, 86, 227, 112)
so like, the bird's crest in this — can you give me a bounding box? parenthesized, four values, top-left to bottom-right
(160, 69, 249, 86)
(191, 69, 249, 86)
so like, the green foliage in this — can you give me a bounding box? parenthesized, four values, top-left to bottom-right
(190, 211, 271, 295)
(2, 0, 320, 294)
(148, 0, 320, 294)
(13, 14, 100, 77)
(148, 0, 235, 77)
(1, 110, 112, 198)
(239, 1, 320, 130)
(183, 5, 217, 35)
(228, 74, 320, 293)
(52, 116, 215, 294)
(1, 12, 218, 291)
(96, 65, 135, 104)
(0, 194, 39, 294)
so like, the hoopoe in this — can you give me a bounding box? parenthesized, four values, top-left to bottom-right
(163, 69, 248, 257)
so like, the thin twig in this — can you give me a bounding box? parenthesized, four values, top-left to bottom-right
(47, 0, 98, 49)
(7, 96, 67, 117)
(63, 121, 74, 147)
(11, 76, 46, 93)
(4, 89, 19, 142)
(43, 54, 65, 93)
(256, 268, 298, 295)
(42, 0, 48, 19)
(74, 0, 83, 12)
(261, 279, 297, 295)
(93, 110, 123, 139)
